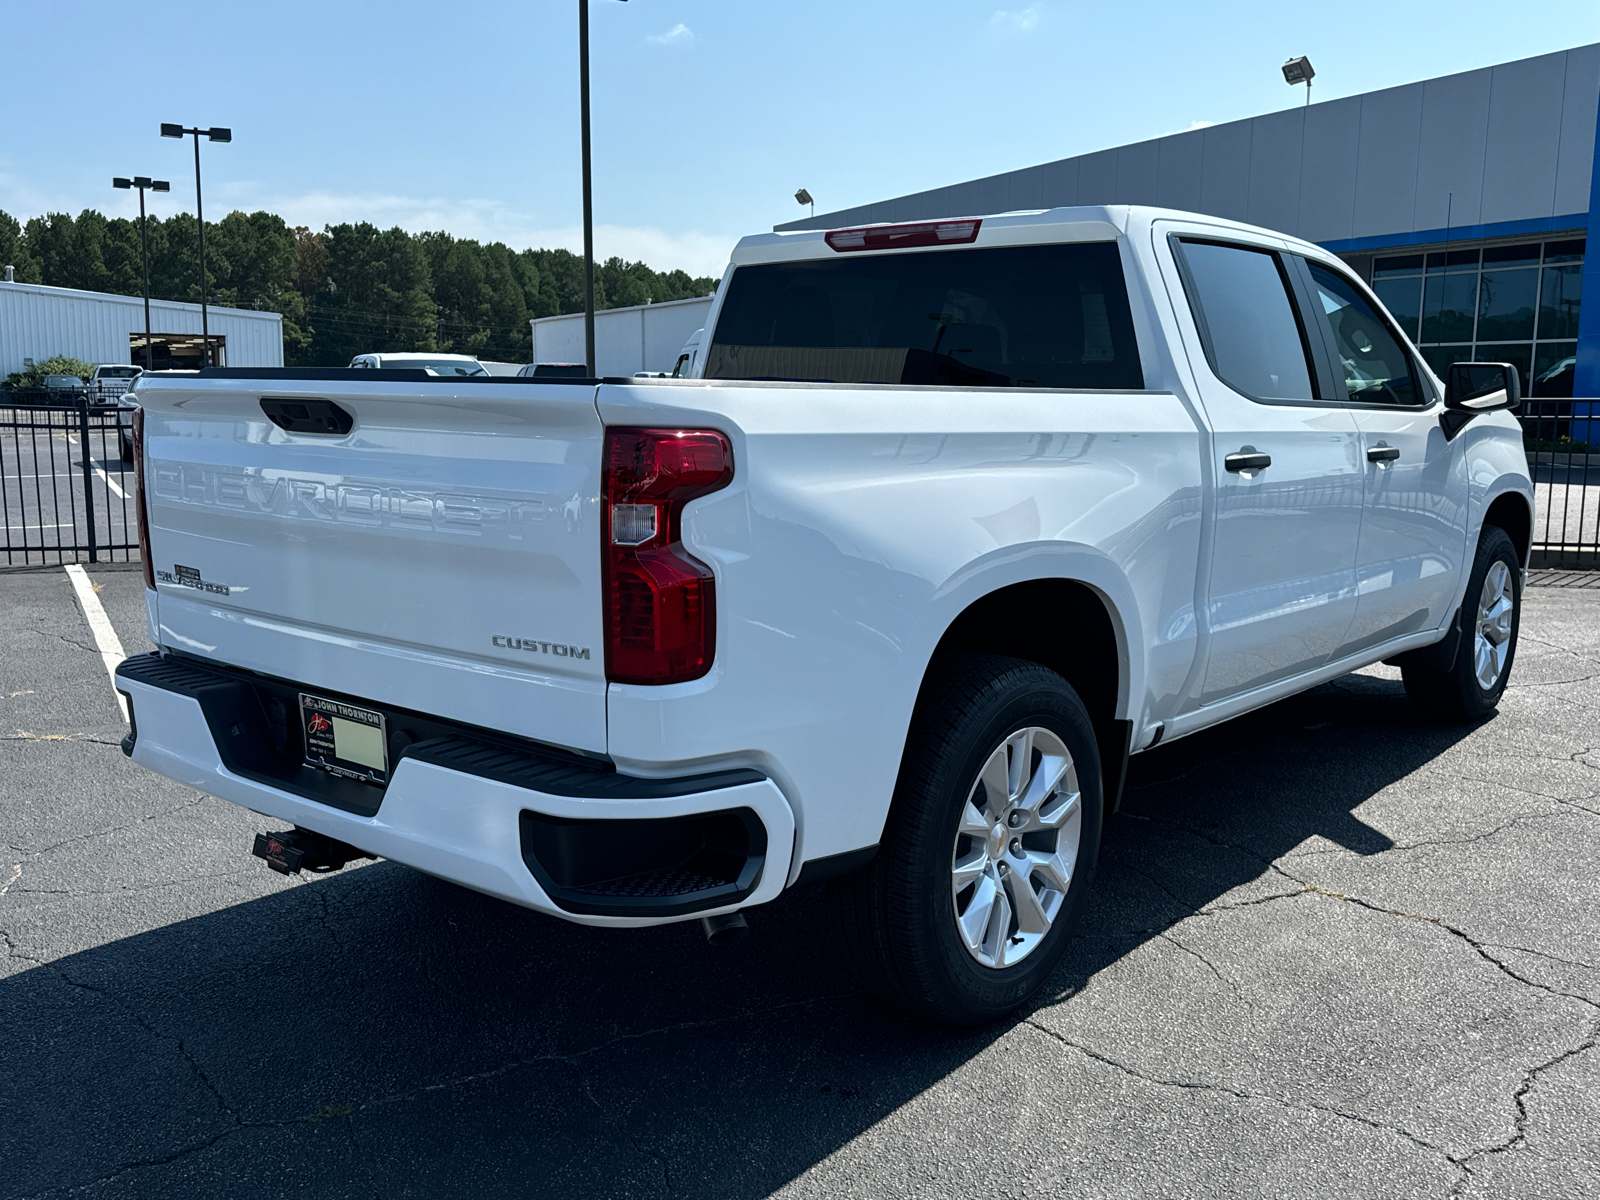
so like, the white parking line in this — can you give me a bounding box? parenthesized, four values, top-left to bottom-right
(88, 460, 128, 499)
(63, 564, 129, 723)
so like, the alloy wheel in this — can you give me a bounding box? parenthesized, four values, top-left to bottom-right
(950, 726, 1081, 969)
(1474, 559, 1515, 691)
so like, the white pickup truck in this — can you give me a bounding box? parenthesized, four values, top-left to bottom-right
(116, 206, 1532, 1024)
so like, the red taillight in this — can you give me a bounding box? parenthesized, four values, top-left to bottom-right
(132, 407, 155, 590)
(824, 218, 982, 253)
(603, 428, 733, 685)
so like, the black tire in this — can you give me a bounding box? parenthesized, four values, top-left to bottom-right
(1403, 525, 1521, 721)
(827, 654, 1103, 1025)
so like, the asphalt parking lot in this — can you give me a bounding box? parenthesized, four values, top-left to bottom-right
(3, 564, 1598, 1199)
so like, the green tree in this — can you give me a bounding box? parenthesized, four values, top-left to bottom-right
(0, 209, 42, 282)
(24, 211, 116, 292)
(418, 233, 532, 362)
(309, 223, 437, 365)
(9, 202, 718, 367)
(523, 247, 596, 318)
(286, 227, 329, 366)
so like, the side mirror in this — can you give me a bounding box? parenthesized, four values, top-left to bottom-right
(1442, 362, 1520, 439)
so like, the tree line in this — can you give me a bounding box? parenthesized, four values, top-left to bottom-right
(0, 207, 719, 366)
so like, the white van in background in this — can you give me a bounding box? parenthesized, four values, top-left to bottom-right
(672, 328, 703, 378)
(348, 353, 488, 377)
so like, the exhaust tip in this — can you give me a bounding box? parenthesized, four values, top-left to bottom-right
(700, 911, 749, 945)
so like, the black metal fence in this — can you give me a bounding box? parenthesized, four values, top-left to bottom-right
(0, 399, 138, 566)
(1520, 398, 1600, 569)
(0, 392, 1596, 571)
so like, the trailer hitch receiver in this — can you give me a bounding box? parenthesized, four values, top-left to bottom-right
(252, 828, 374, 875)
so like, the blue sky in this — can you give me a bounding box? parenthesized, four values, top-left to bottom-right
(4, 1, 1597, 276)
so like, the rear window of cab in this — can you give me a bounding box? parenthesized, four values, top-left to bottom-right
(707, 242, 1143, 390)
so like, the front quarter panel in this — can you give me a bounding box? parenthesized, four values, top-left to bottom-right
(1459, 410, 1535, 581)
(597, 380, 1204, 869)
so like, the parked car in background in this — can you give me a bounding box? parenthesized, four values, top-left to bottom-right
(117, 205, 1533, 1024)
(517, 362, 589, 379)
(91, 364, 142, 402)
(117, 387, 142, 461)
(348, 353, 488, 377)
(41, 374, 87, 403)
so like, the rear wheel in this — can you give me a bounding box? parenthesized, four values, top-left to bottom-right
(828, 655, 1102, 1025)
(1403, 525, 1521, 721)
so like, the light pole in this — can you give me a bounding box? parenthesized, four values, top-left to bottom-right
(160, 123, 231, 368)
(579, 0, 627, 377)
(795, 188, 815, 219)
(1282, 56, 1315, 107)
(112, 176, 170, 370)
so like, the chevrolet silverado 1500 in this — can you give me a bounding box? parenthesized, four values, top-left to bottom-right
(116, 206, 1532, 1023)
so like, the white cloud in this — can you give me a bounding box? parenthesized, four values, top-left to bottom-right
(218, 185, 735, 277)
(1161, 119, 1216, 136)
(0, 165, 81, 222)
(989, 5, 1042, 32)
(647, 23, 696, 47)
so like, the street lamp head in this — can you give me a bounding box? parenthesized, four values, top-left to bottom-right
(795, 188, 813, 207)
(153, 180, 171, 192)
(1282, 56, 1315, 85)
(207, 127, 232, 143)
(160, 123, 184, 139)
(133, 176, 153, 189)
(113, 177, 132, 189)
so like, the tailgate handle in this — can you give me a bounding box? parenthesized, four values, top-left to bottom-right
(260, 397, 354, 436)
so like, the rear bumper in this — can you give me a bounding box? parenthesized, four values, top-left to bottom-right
(114, 654, 794, 927)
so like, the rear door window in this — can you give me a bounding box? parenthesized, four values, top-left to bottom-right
(1175, 239, 1317, 403)
(706, 242, 1143, 389)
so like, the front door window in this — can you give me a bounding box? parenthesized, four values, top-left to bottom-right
(1306, 264, 1419, 407)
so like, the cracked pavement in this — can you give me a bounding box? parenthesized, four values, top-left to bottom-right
(2, 563, 1598, 1199)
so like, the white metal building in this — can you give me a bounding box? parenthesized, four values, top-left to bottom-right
(0, 280, 284, 378)
(529, 295, 711, 377)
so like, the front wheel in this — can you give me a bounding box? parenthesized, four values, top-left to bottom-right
(1403, 525, 1521, 721)
(828, 655, 1103, 1025)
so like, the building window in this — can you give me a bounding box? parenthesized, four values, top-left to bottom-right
(1370, 237, 1583, 397)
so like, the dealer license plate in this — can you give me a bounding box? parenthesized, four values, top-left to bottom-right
(299, 693, 389, 786)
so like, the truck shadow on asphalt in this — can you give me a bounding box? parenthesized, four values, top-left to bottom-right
(4, 671, 1480, 1199)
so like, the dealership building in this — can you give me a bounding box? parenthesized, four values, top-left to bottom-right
(777, 43, 1600, 398)
(0, 279, 284, 379)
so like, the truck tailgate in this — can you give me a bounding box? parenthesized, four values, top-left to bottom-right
(138, 378, 606, 754)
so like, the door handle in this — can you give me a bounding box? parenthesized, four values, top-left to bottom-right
(1224, 449, 1272, 472)
(1367, 444, 1400, 463)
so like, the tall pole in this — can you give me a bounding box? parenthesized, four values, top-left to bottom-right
(137, 187, 153, 370)
(192, 132, 210, 368)
(579, 0, 596, 377)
